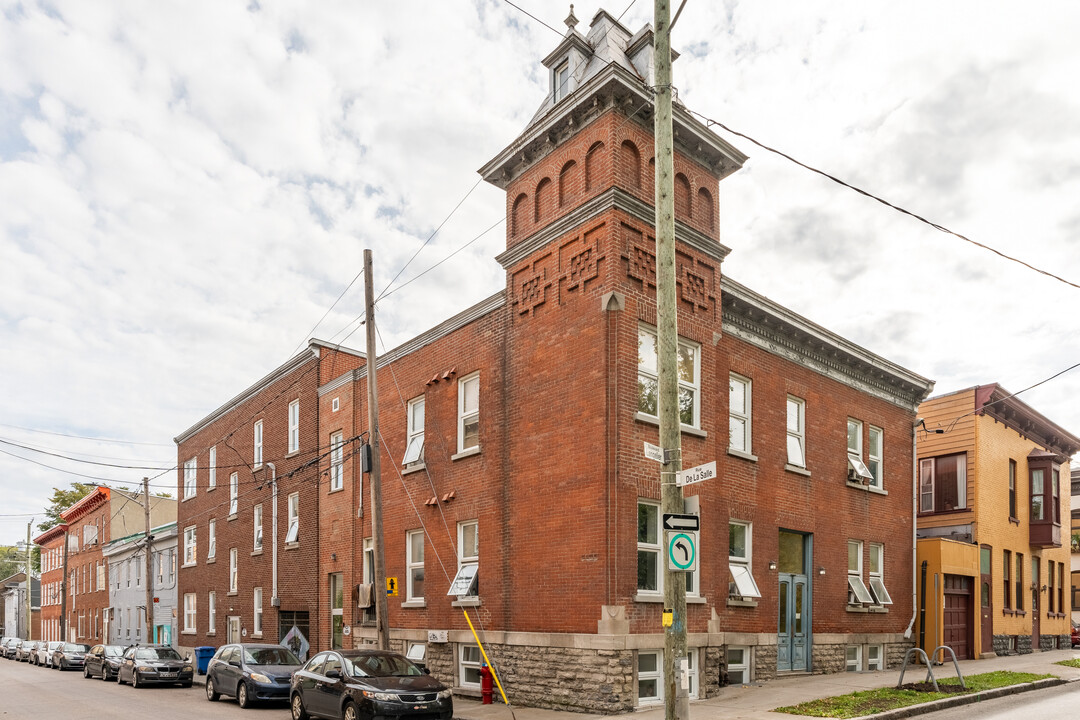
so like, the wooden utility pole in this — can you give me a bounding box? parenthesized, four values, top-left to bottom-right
(60, 527, 69, 641)
(25, 522, 32, 640)
(654, 1, 688, 719)
(364, 249, 390, 650)
(143, 477, 155, 643)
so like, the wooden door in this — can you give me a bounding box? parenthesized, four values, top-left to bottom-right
(1031, 558, 1040, 649)
(943, 574, 972, 660)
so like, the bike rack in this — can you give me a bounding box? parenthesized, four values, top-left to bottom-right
(896, 646, 966, 692)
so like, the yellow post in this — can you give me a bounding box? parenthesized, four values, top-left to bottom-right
(462, 609, 510, 705)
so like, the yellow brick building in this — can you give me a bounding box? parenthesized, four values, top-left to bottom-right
(916, 385, 1078, 660)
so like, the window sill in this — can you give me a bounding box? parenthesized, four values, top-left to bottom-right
(727, 448, 758, 463)
(451, 597, 481, 607)
(917, 508, 972, 517)
(845, 481, 888, 496)
(869, 605, 889, 614)
(452, 447, 481, 461)
(205, 631, 216, 637)
(868, 485, 888, 496)
(227, 591, 238, 597)
(227, 514, 238, 522)
(634, 413, 707, 438)
(182, 495, 196, 502)
(401, 600, 426, 609)
(181, 630, 197, 636)
(286, 451, 300, 458)
(727, 598, 759, 608)
(251, 633, 263, 639)
(251, 549, 263, 557)
(284, 542, 300, 550)
(402, 463, 426, 476)
(785, 464, 811, 477)
(634, 593, 663, 603)
(687, 595, 707, 604)
(327, 488, 344, 495)
(1015, 610, 1027, 617)
(206, 558, 216, 564)
(181, 562, 196, 569)
(1002, 608, 1014, 616)
(846, 605, 870, 613)
(253, 463, 263, 472)
(207, 486, 216, 492)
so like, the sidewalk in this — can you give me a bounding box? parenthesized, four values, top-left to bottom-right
(453, 647, 1080, 720)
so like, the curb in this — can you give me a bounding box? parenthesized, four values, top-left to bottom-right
(848, 677, 1068, 720)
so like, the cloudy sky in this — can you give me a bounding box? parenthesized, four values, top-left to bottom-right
(2, 0, 1079, 545)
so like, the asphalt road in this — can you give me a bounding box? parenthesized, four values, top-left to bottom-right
(0, 658, 291, 719)
(923, 680, 1080, 719)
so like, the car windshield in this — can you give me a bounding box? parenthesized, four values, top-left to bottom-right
(105, 646, 124, 657)
(136, 647, 182, 661)
(345, 653, 424, 678)
(244, 647, 301, 666)
(64, 644, 90, 653)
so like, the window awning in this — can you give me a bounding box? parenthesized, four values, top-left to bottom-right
(847, 575, 874, 604)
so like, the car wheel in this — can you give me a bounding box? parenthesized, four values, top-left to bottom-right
(237, 682, 251, 709)
(291, 693, 309, 720)
(343, 700, 359, 720)
(102, 667, 110, 681)
(132, 671, 141, 689)
(206, 677, 220, 701)
(84, 665, 91, 678)
(117, 671, 126, 686)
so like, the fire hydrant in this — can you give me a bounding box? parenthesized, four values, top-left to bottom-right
(479, 663, 494, 704)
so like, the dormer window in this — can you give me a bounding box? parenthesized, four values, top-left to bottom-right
(553, 61, 570, 102)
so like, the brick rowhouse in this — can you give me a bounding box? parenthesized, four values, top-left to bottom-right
(173, 341, 364, 660)
(34, 523, 67, 642)
(310, 8, 935, 714)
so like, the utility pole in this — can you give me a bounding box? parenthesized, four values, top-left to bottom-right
(364, 248, 390, 650)
(60, 527, 69, 642)
(25, 522, 32, 640)
(143, 477, 154, 643)
(653, 2, 688, 719)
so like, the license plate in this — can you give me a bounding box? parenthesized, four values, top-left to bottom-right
(160, 672, 176, 678)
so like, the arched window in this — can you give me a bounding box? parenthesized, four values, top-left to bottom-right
(511, 194, 528, 236)
(559, 160, 579, 207)
(534, 178, 553, 223)
(585, 141, 605, 192)
(697, 187, 715, 231)
(620, 140, 642, 190)
(674, 173, 692, 219)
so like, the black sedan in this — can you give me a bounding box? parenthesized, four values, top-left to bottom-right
(289, 650, 452, 720)
(83, 644, 126, 680)
(206, 643, 303, 708)
(52, 643, 91, 670)
(117, 645, 194, 687)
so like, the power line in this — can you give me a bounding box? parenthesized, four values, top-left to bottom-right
(0, 422, 173, 447)
(501, 0, 563, 36)
(687, 109, 1080, 292)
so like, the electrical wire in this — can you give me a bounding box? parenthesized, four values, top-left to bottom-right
(0, 422, 173, 447)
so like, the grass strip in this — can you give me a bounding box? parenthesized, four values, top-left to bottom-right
(774, 670, 1054, 718)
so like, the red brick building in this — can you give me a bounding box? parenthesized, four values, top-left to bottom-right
(312, 9, 934, 713)
(173, 341, 364, 660)
(33, 523, 67, 642)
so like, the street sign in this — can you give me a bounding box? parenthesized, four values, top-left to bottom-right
(386, 577, 399, 596)
(663, 513, 700, 531)
(644, 442, 664, 463)
(666, 531, 698, 573)
(676, 461, 716, 487)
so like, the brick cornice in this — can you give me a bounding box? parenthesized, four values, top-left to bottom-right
(60, 486, 110, 523)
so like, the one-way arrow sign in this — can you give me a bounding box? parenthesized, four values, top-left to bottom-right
(663, 513, 699, 531)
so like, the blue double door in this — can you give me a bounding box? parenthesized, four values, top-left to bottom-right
(777, 530, 811, 673)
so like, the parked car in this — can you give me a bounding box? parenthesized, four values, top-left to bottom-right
(1071, 622, 1079, 648)
(289, 650, 452, 720)
(26, 641, 41, 665)
(206, 643, 303, 708)
(53, 643, 91, 670)
(39, 641, 63, 667)
(1, 637, 21, 659)
(15, 640, 36, 662)
(84, 644, 126, 681)
(117, 645, 193, 688)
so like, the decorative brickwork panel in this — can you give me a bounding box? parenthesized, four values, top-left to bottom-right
(558, 223, 604, 301)
(676, 251, 717, 317)
(622, 224, 656, 292)
(511, 254, 554, 317)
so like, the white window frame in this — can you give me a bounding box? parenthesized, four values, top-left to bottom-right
(330, 432, 344, 491)
(208, 445, 217, 489)
(867, 644, 883, 671)
(332, 397, 340, 412)
(847, 540, 873, 604)
(728, 521, 761, 599)
(229, 472, 239, 516)
(553, 59, 570, 102)
(637, 501, 661, 595)
(847, 418, 862, 457)
(253, 587, 263, 635)
(458, 373, 480, 453)
(637, 325, 701, 429)
(458, 520, 478, 569)
(920, 454, 967, 513)
(253, 419, 263, 467)
(786, 396, 806, 467)
(729, 373, 752, 454)
(183, 593, 196, 632)
(183, 526, 196, 567)
(288, 399, 300, 454)
(229, 548, 238, 593)
(403, 396, 425, 465)
(208, 518, 216, 560)
(253, 504, 263, 551)
(183, 457, 197, 499)
(208, 591, 216, 633)
(847, 418, 874, 484)
(637, 650, 662, 704)
(726, 646, 750, 685)
(867, 426, 883, 489)
(846, 645, 862, 672)
(406, 529, 425, 602)
(868, 542, 892, 605)
(459, 644, 482, 688)
(286, 492, 300, 544)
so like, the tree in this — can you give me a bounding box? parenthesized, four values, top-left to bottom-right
(0, 544, 39, 578)
(36, 482, 98, 534)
